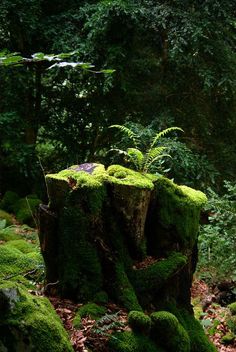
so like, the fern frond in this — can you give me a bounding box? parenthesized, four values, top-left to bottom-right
(127, 148, 144, 171)
(150, 127, 184, 148)
(109, 124, 139, 147)
(143, 147, 167, 172)
(143, 153, 171, 173)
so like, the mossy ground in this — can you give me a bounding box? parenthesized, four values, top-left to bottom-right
(0, 223, 43, 288)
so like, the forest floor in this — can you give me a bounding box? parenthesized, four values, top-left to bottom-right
(0, 222, 235, 351)
(45, 279, 236, 352)
(49, 279, 236, 352)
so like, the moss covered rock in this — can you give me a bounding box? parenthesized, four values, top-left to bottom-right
(0, 281, 73, 352)
(0, 243, 43, 284)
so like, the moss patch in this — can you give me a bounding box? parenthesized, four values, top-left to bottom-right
(0, 281, 73, 352)
(4, 239, 36, 254)
(109, 331, 164, 352)
(228, 302, 236, 315)
(73, 312, 82, 329)
(154, 177, 207, 248)
(131, 252, 187, 292)
(106, 165, 155, 190)
(167, 305, 217, 352)
(128, 311, 151, 334)
(114, 262, 142, 311)
(78, 303, 106, 320)
(150, 311, 190, 352)
(0, 245, 43, 283)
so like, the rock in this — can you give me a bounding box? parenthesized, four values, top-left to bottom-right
(0, 281, 73, 352)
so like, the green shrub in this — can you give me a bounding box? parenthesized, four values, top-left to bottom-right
(0, 210, 14, 226)
(198, 181, 236, 282)
(13, 196, 41, 226)
(0, 191, 20, 213)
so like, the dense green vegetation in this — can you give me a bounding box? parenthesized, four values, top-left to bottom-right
(0, 1, 236, 350)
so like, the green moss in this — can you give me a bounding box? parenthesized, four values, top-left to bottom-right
(73, 312, 82, 329)
(0, 191, 20, 212)
(128, 311, 151, 334)
(167, 305, 217, 352)
(153, 177, 207, 248)
(106, 165, 154, 189)
(94, 291, 109, 304)
(0, 245, 42, 281)
(4, 239, 36, 254)
(0, 227, 20, 241)
(227, 315, 236, 334)
(109, 331, 164, 352)
(0, 281, 73, 352)
(0, 210, 14, 226)
(58, 205, 103, 299)
(221, 332, 235, 344)
(114, 262, 142, 311)
(228, 302, 236, 315)
(78, 303, 106, 320)
(150, 311, 190, 352)
(12, 196, 41, 226)
(131, 252, 187, 292)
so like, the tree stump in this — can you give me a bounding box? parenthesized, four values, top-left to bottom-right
(39, 163, 207, 312)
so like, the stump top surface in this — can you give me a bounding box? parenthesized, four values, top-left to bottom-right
(68, 163, 100, 174)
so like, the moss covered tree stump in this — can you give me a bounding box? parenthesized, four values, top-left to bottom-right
(39, 163, 207, 312)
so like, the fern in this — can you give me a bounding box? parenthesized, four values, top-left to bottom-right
(127, 148, 144, 171)
(150, 127, 184, 149)
(143, 147, 169, 172)
(109, 124, 183, 173)
(109, 125, 139, 148)
(91, 311, 125, 336)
